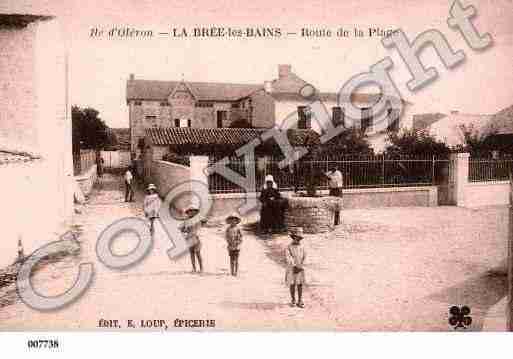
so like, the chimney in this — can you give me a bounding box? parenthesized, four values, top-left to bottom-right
(129, 73, 135, 81)
(264, 81, 273, 93)
(278, 64, 291, 78)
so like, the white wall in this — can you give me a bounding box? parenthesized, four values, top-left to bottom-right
(465, 181, 510, 207)
(0, 17, 73, 267)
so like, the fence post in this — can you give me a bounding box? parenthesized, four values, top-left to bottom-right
(508, 173, 513, 331)
(450, 152, 470, 206)
(381, 154, 385, 186)
(431, 155, 436, 184)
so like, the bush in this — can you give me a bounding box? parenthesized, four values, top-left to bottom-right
(385, 128, 450, 157)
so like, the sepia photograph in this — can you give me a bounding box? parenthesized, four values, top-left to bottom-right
(0, 0, 513, 355)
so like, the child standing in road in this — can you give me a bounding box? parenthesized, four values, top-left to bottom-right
(285, 227, 307, 308)
(143, 183, 161, 236)
(182, 206, 204, 273)
(225, 213, 243, 276)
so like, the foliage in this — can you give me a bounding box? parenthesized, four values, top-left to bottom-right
(297, 128, 372, 196)
(318, 128, 373, 157)
(385, 128, 450, 157)
(72, 106, 113, 151)
(455, 123, 498, 156)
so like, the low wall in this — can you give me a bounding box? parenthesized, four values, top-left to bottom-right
(150, 160, 194, 214)
(74, 164, 97, 196)
(464, 181, 510, 207)
(209, 185, 438, 218)
(341, 186, 438, 209)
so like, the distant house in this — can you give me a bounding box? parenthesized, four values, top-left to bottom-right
(108, 128, 131, 151)
(412, 113, 447, 131)
(127, 64, 406, 155)
(0, 14, 73, 267)
(482, 104, 513, 153)
(417, 111, 493, 148)
(417, 106, 513, 151)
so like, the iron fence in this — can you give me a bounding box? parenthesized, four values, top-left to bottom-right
(469, 158, 513, 182)
(208, 155, 449, 194)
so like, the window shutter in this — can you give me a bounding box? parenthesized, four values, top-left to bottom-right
(332, 107, 344, 127)
(297, 106, 307, 129)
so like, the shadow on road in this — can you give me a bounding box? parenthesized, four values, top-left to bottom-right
(427, 266, 507, 330)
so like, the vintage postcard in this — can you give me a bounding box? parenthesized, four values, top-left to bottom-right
(0, 0, 513, 338)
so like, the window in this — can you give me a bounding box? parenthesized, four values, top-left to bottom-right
(187, 119, 192, 128)
(134, 101, 142, 106)
(297, 106, 311, 129)
(196, 101, 214, 108)
(217, 111, 227, 128)
(145, 115, 157, 127)
(231, 103, 240, 109)
(332, 107, 344, 127)
(361, 108, 372, 132)
(160, 101, 169, 106)
(174, 119, 180, 127)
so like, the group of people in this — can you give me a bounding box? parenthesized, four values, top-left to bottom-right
(142, 182, 308, 308)
(259, 165, 344, 231)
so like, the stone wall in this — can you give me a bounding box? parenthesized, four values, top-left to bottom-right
(285, 196, 343, 233)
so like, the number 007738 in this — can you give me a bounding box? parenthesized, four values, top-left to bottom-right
(27, 339, 59, 349)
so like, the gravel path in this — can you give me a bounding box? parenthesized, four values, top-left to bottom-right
(0, 174, 508, 331)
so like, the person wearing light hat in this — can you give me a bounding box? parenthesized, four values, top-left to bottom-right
(225, 213, 243, 276)
(143, 183, 161, 236)
(259, 174, 282, 235)
(285, 227, 307, 308)
(182, 206, 204, 273)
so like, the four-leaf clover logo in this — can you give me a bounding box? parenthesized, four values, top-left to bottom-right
(449, 305, 472, 329)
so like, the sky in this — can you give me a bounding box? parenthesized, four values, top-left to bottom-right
(2, 0, 513, 128)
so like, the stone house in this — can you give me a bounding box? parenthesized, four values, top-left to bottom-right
(0, 14, 73, 267)
(127, 64, 407, 156)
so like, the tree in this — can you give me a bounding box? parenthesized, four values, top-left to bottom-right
(456, 123, 498, 156)
(385, 128, 450, 157)
(72, 106, 112, 151)
(319, 128, 373, 157)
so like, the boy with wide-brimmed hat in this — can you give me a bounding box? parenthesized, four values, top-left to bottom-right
(143, 183, 161, 236)
(182, 206, 204, 273)
(225, 213, 243, 276)
(285, 227, 307, 308)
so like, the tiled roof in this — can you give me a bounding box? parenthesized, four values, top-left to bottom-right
(146, 127, 319, 148)
(0, 150, 40, 165)
(0, 14, 54, 27)
(127, 80, 261, 101)
(490, 104, 513, 134)
(412, 113, 447, 130)
(269, 92, 383, 104)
